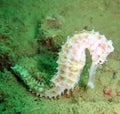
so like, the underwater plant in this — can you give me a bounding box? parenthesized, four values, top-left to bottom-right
(11, 30, 114, 99)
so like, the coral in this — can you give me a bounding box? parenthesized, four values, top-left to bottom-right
(37, 15, 64, 52)
(11, 30, 114, 99)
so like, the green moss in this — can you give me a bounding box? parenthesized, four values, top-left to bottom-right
(37, 52, 58, 85)
(71, 95, 79, 104)
(0, 45, 16, 71)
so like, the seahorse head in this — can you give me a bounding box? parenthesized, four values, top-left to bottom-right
(92, 39, 114, 65)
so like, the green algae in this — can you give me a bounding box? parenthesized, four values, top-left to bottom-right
(79, 49, 92, 89)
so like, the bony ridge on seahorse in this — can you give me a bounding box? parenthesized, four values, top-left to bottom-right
(11, 30, 114, 99)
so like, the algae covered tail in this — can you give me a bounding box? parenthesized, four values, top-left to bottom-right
(11, 30, 114, 99)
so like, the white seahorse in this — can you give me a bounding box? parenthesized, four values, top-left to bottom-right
(12, 30, 114, 98)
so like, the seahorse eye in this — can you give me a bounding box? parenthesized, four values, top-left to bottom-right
(98, 59, 104, 64)
(99, 60, 102, 63)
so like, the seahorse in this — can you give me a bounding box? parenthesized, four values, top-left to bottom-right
(11, 30, 114, 98)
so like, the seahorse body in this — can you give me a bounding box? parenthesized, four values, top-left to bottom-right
(11, 30, 114, 98)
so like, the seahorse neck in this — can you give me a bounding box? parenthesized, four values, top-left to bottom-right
(81, 34, 99, 58)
